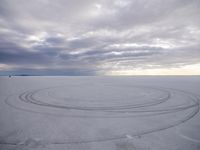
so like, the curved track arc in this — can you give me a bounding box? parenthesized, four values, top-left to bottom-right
(2, 85, 200, 146)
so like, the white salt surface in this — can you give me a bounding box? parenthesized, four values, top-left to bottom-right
(0, 76, 200, 150)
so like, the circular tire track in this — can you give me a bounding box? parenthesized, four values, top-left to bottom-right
(2, 85, 200, 146)
(19, 86, 171, 112)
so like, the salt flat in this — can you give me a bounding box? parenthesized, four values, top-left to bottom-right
(0, 76, 200, 150)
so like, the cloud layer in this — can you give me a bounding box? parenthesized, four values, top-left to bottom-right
(0, 0, 200, 75)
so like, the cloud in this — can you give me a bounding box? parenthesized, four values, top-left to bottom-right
(0, 0, 200, 75)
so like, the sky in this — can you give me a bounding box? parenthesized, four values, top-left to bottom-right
(0, 0, 200, 75)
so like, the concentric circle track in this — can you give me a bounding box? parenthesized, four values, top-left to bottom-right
(2, 84, 200, 146)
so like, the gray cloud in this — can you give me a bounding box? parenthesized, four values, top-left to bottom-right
(0, 0, 200, 75)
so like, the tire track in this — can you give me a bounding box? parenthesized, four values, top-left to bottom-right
(2, 85, 199, 146)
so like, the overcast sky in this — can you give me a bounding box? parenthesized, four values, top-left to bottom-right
(0, 0, 200, 75)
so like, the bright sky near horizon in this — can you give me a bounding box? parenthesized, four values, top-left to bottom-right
(0, 0, 200, 75)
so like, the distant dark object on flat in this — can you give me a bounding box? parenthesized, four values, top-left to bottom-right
(9, 75, 11, 78)
(18, 74, 30, 76)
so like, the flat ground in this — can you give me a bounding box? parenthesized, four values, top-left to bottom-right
(0, 76, 200, 150)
